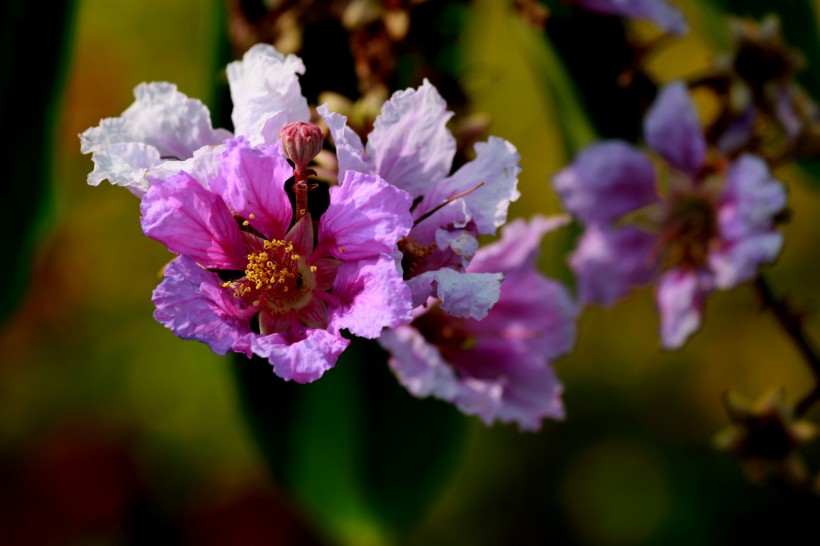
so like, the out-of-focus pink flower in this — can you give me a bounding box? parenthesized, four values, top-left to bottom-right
(554, 82, 786, 348)
(379, 216, 578, 430)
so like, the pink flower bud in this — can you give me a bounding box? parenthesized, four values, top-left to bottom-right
(279, 122, 324, 175)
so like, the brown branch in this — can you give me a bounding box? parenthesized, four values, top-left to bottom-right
(754, 274, 820, 416)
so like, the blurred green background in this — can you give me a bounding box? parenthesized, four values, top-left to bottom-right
(4, 0, 820, 544)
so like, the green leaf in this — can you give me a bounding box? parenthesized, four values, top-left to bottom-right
(0, 0, 78, 322)
(233, 337, 467, 545)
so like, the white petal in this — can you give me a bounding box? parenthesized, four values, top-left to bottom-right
(227, 44, 310, 145)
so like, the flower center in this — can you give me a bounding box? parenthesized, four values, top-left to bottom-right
(413, 306, 475, 359)
(224, 239, 316, 314)
(398, 237, 437, 280)
(661, 193, 718, 269)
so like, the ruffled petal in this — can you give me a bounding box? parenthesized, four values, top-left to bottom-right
(416, 137, 521, 235)
(316, 104, 370, 183)
(575, 0, 688, 35)
(553, 141, 657, 225)
(226, 44, 310, 145)
(84, 142, 161, 195)
(381, 325, 564, 431)
(719, 154, 787, 239)
(450, 339, 565, 430)
(140, 172, 246, 269)
(708, 154, 786, 288)
(656, 268, 710, 349)
(209, 137, 293, 240)
(570, 224, 658, 306)
(709, 232, 783, 289)
(318, 171, 413, 260)
(469, 215, 570, 274)
(469, 270, 579, 361)
(644, 82, 707, 175)
(380, 325, 461, 400)
(409, 199, 470, 245)
(329, 254, 413, 338)
(251, 328, 349, 383)
(152, 256, 251, 355)
(407, 269, 503, 319)
(366, 79, 456, 198)
(80, 82, 231, 191)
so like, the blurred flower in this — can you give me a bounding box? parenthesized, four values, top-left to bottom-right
(80, 44, 310, 196)
(570, 0, 687, 35)
(319, 80, 521, 320)
(715, 389, 817, 487)
(701, 16, 820, 162)
(144, 137, 413, 382)
(380, 216, 577, 430)
(554, 82, 786, 348)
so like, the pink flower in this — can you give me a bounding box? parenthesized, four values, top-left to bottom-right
(319, 80, 521, 320)
(379, 216, 578, 430)
(553, 82, 786, 348)
(144, 137, 413, 382)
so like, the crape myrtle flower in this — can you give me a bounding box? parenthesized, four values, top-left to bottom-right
(318, 80, 521, 321)
(553, 82, 786, 349)
(379, 216, 578, 430)
(144, 136, 413, 383)
(571, 0, 687, 35)
(80, 44, 309, 196)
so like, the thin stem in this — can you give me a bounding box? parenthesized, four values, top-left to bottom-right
(754, 274, 820, 416)
(292, 168, 315, 222)
(413, 182, 485, 227)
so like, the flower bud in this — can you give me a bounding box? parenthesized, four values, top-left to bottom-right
(280, 122, 324, 175)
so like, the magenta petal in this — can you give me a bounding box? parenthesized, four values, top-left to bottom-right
(381, 325, 565, 431)
(656, 268, 711, 349)
(367, 79, 456, 198)
(316, 104, 370, 184)
(469, 215, 570, 274)
(407, 269, 503, 319)
(210, 137, 293, 240)
(553, 141, 657, 225)
(380, 325, 461, 400)
(451, 339, 565, 430)
(570, 224, 658, 306)
(152, 256, 251, 355)
(140, 172, 246, 269)
(251, 328, 349, 383)
(319, 171, 413, 260)
(329, 254, 413, 338)
(469, 270, 578, 361)
(644, 82, 707, 175)
(416, 137, 521, 235)
(286, 214, 315, 258)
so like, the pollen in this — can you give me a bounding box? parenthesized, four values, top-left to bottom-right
(222, 237, 316, 315)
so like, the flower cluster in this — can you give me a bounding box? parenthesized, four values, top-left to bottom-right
(554, 82, 786, 348)
(81, 45, 578, 430)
